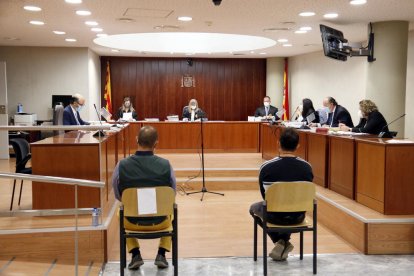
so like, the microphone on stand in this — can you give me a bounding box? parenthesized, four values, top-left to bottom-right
(93, 104, 106, 137)
(378, 113, 405, 138)
(290, 105, 300, 121)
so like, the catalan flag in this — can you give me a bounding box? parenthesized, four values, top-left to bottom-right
(282, 58, 289, 121)
(104, 61, 112, 114)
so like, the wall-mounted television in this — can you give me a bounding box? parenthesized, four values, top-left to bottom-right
(52, 95, 72, 108)
(320, 24, 348, 61)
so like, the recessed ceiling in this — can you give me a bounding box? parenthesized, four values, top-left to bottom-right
(1, 0, 414, 58)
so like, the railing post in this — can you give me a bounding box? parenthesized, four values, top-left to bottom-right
(75, 184, 79, 276)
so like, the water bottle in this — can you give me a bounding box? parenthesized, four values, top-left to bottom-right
(17, 103, 23, 113)
(92, 208, 100, 226)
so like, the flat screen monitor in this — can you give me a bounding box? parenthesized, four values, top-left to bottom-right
(320, 24, 348, 61)
(52, 95, 72, 108)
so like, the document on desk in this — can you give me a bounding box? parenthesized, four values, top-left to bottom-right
(385, 139, 414, 144)
(137, 188, 157, 215)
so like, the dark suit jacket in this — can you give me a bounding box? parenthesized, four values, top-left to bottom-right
(63, 105, 89, 125)
(351, 111, 388, 135)
(254, 105, 279, 119)
(326, 105, 353, 127)
(117, 108, 138, 120)
(182, 106, 206, 120)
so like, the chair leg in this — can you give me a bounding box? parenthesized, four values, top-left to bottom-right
(10, 179, 16, 211)
(18, 180, 24, 206)
(263, 226, 267, 276)
(300, 231, 304, 260)
(253, 219, 257, 261)
(313, 229, 317, 274)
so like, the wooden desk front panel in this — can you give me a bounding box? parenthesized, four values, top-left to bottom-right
(385, 145, 414, 215)
(140, 122, 259, 152)
(329, 136, 355, 199)
(356, 142, 385, 213)
(128, 123, 142, 154)
(32, 144, 101, 209)
(296, 131, 307, 160)
(306, 133, 328, 187)
(261, 124, 279, 160)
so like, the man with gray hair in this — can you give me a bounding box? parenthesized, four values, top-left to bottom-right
(63, 93, 90, 125)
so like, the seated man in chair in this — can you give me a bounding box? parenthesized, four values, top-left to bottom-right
(249, 128, 313, 261)
(112, 126, 176, 270)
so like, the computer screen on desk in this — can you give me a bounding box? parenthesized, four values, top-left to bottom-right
(52, 95, 72, 108)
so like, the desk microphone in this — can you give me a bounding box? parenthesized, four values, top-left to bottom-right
(378, 113, 405, 138)
(290, 105, 300, 121)
(93, 104, 106, 137)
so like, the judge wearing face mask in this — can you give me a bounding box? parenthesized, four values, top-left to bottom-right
(322, 96, 353, 127)
(339, 99, 388, 135)
(63, 93, 90, 125)
(117, 96, 138, 121)
(182, 99, 206, 121)
(254, 96, 279, 119)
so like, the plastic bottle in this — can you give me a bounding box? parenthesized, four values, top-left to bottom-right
(17, 103, 23, 113)
(92, 208, 100, 226)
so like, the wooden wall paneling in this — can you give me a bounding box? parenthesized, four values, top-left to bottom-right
(102, 57, 266, 121)
(385, 145, 414, 215)
(296, 130, 307, 160)
(356, 141, 385, 213)
(307, 133, 328, 187)
(367, 223, 414, 254)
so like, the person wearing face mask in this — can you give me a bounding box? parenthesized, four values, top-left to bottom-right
(254, 96, 279, 119)
(182, 99, 206, 121)
(63, 93, 90, 125)
(300, 98, 319, 124)
(322, 96, 353, 128)
(117, 96, 138, 121)
(339, 99, 388, 135)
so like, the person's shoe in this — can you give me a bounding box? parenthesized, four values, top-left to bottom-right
(281, 241, 294, 260)
(269, 239, 286, 261)
(154, 254, 169, 269)
(128, 253, 144, 270)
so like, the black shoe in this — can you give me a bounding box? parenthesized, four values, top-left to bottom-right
(154, 254, 169, 269)
(128, 254, 144, 270)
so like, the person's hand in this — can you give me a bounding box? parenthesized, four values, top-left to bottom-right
(339, 123, 351, 131)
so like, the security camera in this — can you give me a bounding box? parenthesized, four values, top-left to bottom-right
(212, 0, 222, 6)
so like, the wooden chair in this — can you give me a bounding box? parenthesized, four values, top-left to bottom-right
(119, 186, 178, 276)
(253, 181, 317, 275)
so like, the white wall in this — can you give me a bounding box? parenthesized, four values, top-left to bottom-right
(405, 31, 414, 139)
(266, 57, 285, 108)
(0, 46, 93, 121)
(289, 52, 366, 126)
(88, 49, 101, 120)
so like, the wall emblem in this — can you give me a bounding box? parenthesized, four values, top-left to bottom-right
(181, 75, 196, 88)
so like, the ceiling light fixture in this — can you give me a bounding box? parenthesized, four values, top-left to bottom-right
(111, 49, 120, 52)
(53, 31, 66, 35)
(94, 33, 276, 54)
(299, 11, 315, 17)
(283, 44, 292, 47)
(178, 16, 192, 22)
(324, 13, 338, 18)
(29, 20, 45, 25)
(91, 28, 103, 32)
(65, 38, 77, 42)
(65, 0, 82, 4)
(295, 30, 307, 34)
(76, 10, 91, 16)
(85, 21, 98, 26)
(350, 0, 367, 5)
(97, 33, 108, 37)
(259, 52, 266, 55)
(300, 26, 312, 31)
(277, 38, 288, 43)
(24, 6, 42, 11)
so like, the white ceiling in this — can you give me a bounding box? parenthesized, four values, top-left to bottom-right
(1, 0, 414, 58)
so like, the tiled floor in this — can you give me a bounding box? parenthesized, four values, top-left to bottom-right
(103, 254, 414, 276)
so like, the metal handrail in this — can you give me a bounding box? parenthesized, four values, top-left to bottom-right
(0, 125, 112, 131)
(0, 173, 104, 188)
(0, 208, 95, 217)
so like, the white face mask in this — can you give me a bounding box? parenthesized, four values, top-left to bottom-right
(77, 105, 83, 112)
(358, 110, 364, 118)
(298, 104, 303, 112)
(190, 105, 196, 110)
(323, 106, 330, 113)
(264, 102, 270, 108)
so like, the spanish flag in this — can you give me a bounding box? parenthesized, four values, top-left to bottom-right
(282, 58, 289, 121)
(104, 61, 113, 114)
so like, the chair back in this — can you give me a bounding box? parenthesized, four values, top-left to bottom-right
(265, 181, 315, 212)
(122, 186, 175, 217)
(10, 138, 31, 172)
(53, 104, 64, 135)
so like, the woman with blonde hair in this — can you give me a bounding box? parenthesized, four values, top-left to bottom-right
(182, 99, 205, 121)
(339, 99, 388, 134)
(117, 96, 138, 121)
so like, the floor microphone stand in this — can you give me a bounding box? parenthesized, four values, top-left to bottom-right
(186, 115, 224, 201)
